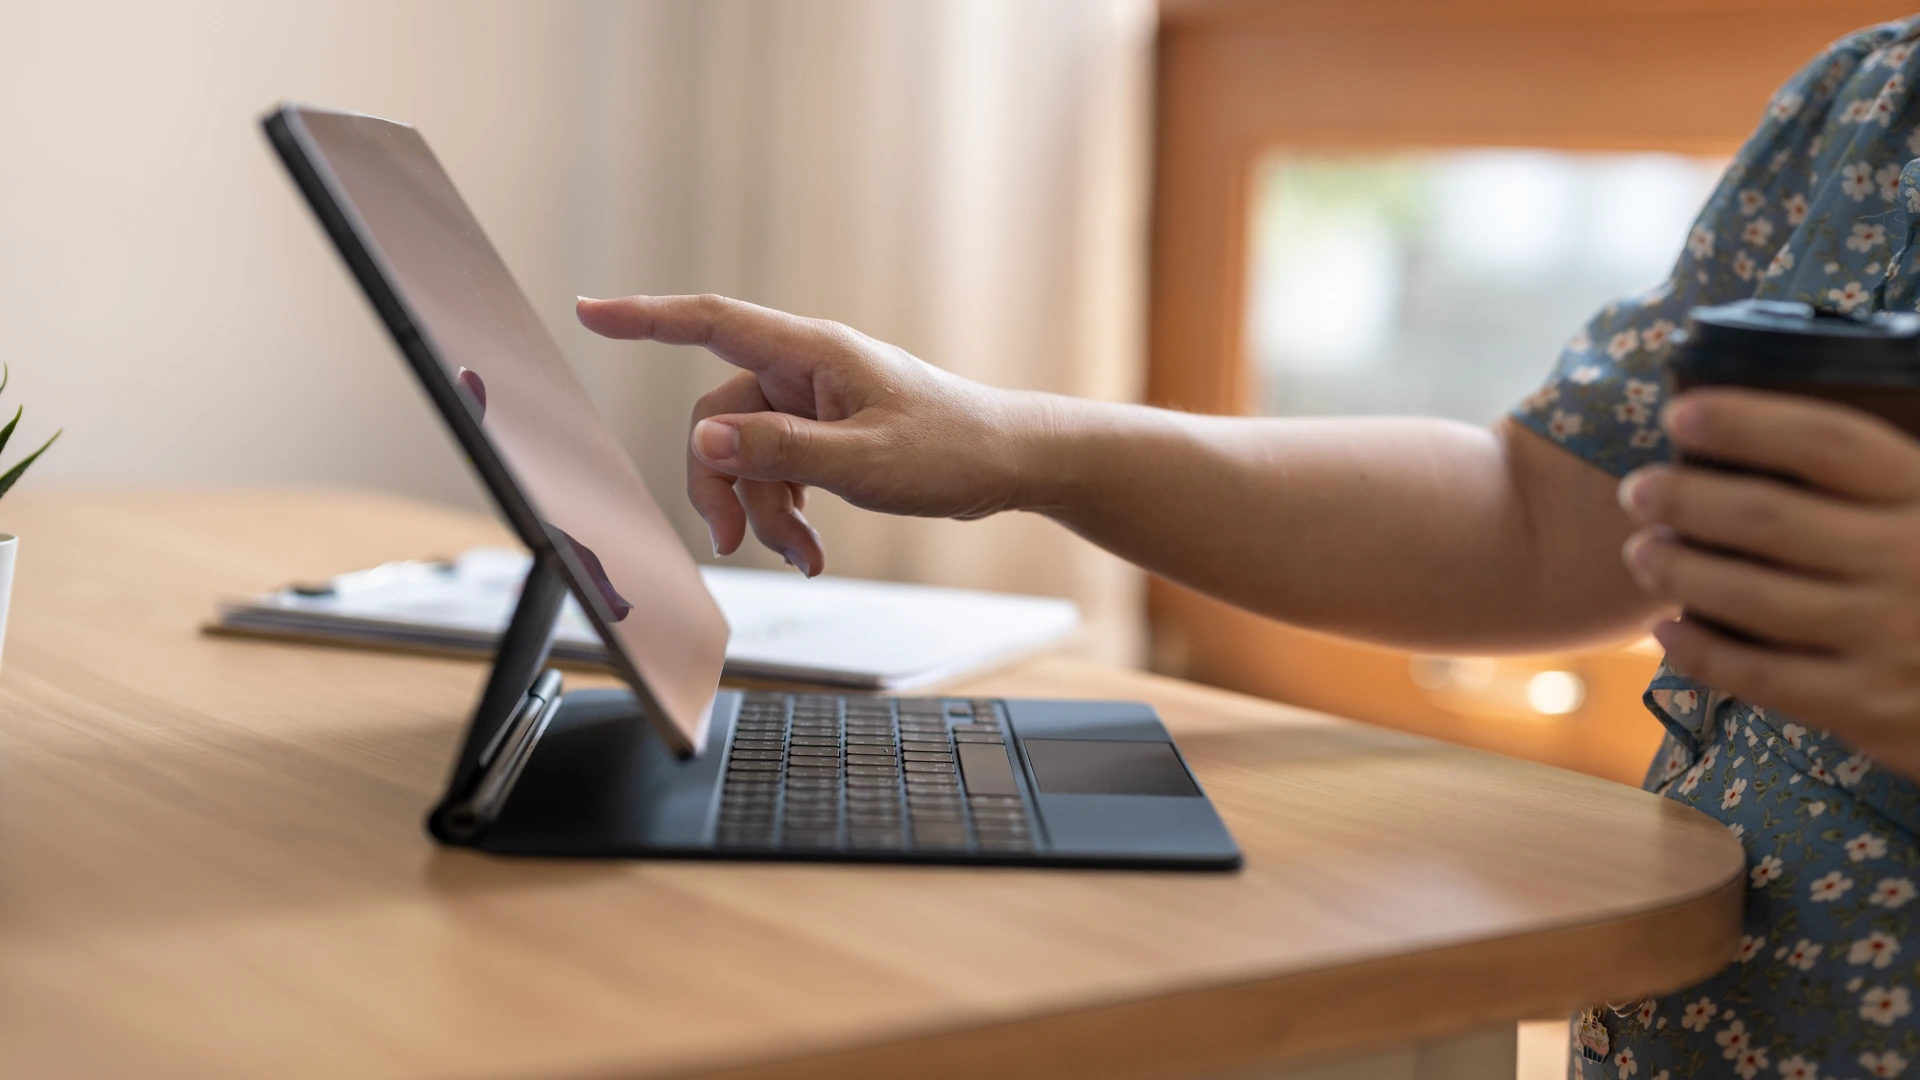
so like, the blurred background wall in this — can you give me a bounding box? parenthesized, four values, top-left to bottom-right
(0, 0, 1154, 661)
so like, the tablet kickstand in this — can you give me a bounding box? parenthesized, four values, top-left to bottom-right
(428, 552, 568, 843)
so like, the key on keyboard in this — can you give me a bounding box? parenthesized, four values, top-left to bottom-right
(714, 693, 1035, 855)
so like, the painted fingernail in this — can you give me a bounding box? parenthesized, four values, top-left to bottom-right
(693, 418, 739, 462)
(783, 549, 813, 577)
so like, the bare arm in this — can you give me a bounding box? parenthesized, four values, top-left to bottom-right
(577, 294, 1660, 654)
(1017, 400, 1655, 652)
(581, 294, 1920, 778)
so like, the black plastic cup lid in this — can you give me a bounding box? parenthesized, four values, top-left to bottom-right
(1676, 299, 1920, 387)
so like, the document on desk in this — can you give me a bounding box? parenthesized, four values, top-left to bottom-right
(209, 548, 1080, 690)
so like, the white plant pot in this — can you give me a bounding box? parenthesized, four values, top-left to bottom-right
(0, 534, 15, 674)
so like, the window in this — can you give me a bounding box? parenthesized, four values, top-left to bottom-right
(1246, 149, 1728, 423)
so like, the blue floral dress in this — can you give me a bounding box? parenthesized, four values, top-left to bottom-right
(1511, 18, 1920, 1080)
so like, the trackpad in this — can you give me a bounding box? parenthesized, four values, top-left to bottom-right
(1023, 739, 1200, 797)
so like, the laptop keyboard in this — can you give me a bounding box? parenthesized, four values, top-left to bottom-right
(714, 693, 1037, 855)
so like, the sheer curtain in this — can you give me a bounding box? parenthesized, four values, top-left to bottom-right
(0, 0, 1152, 664)
(596, 0, 1156, 665)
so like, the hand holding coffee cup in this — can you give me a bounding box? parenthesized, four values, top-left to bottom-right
(1615, 298, 1920, 775)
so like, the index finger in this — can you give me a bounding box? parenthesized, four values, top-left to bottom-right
(575, 294, 840, 374)
(1668, 387, 1920, 503)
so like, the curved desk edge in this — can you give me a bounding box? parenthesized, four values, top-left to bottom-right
(671, 872, 1742, 1080)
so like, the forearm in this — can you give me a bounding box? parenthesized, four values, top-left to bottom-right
(579, 294, 1657, 651)
(1010, 394, 1658, 653)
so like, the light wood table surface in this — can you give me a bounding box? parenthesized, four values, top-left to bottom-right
(0, 491, 1744, 1080)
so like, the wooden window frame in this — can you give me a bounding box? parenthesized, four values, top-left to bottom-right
(1145, 0, 1914, 781)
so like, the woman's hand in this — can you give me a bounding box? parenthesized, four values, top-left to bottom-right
(576, 294, 1042, 575)
(1619, 388, 1920, 774)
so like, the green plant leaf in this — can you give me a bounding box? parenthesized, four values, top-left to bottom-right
(0, 362, 11, 398)
(0, 428, 60, 500)
(0, 405, 21, 460)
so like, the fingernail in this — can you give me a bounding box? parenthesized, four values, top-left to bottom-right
(1623, 531, 1659, 576)
(1664, 398, 1700, 440)
(1651, 620, 1681, 649)
(707, 524, 720, 558)
(576, 295, 601, 303)
(783, 549, 813, 577)
(693, 419, 739, 462)
(1618, 470, 1657, 518)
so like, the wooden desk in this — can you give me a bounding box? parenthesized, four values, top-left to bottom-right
(0, 491, 1742, 1079)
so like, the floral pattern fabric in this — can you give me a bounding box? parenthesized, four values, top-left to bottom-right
(1509, 18, 1920, 1080)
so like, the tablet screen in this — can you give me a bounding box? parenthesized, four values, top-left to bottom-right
(281, 106, 728, 754)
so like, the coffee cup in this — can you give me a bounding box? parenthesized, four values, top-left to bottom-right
(1673, 299, 1920, 445)
(1665, 299, 1920, 643)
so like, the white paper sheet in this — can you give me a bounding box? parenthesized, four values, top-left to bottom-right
(216, 548, 1080, 690)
